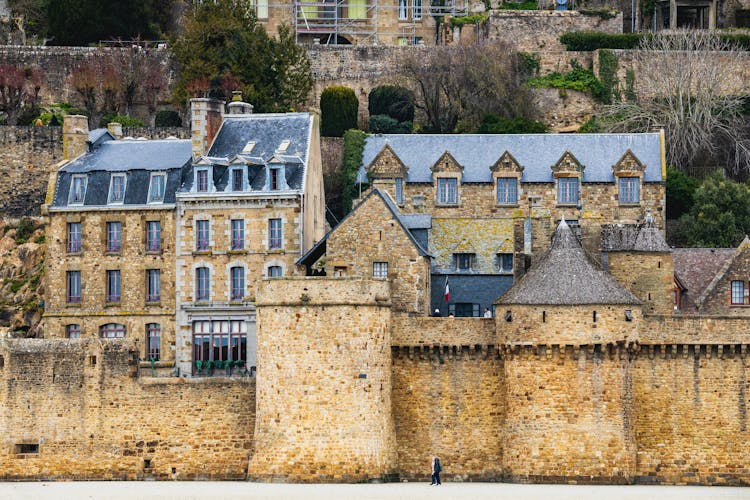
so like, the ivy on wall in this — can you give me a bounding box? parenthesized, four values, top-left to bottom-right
(597, 49, 619, 105)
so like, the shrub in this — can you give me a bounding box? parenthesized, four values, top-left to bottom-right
(368, 85, 415, 123)
(666, 167, 700, 220)
(155, 110, 183, 127)
(15, 218, 37, 244)
(499, 0, 537, 9)
(320, 86, 358, 137)
(559, 31, 750, 51)
(100, 114, 145, 128)
(326, 129, 367, 223)
(476, 115, 547, 134)
(449, 13, 488, 26)
(526, 63, 605, 99)
(369, 114, 413, 134)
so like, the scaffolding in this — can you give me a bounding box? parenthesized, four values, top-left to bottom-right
(292, 0, 468, 45)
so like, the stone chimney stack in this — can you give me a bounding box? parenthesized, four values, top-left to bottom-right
(107, 122, 123, 139)
(190, 98, 224, 157)
(226, 91, 254, 115)
(62, 115, 89, 160)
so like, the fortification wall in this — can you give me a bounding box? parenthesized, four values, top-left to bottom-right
(0, 339, 255, 480)
(503, 346, 636, 484)
(391, 347, 505, 480)
(391, 316, 495, 346)
(632, 348, 750, 485)
(249, 277, 397, 482)
(641, 315, 750, 344)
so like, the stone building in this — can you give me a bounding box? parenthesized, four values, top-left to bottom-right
(340, 132, 665, 314)
(174, 98, 326, 377)
(43, 117, 191, 368)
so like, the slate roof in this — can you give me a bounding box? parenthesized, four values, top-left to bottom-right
(297, 189, 430, 267)
(51, 138, 192, 208)
(601, 222, 671, 252)
(694, 237, 750, 309)
(497, 219, 641, 305)
(672, 248, 735, 313)
(357, 133, 663, 184)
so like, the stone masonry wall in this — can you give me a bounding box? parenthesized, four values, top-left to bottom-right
(249, 277, 397, 482)
(391, 348, 505, 480)
(503, 346, 636, 484)
(0, 339, 254, 480)
(640, 315, 750, 344)
(607, 251, 675, 315)
(632, 349, 750, 485)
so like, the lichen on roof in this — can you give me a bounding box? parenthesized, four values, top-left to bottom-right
(601, 220, 670, 253)
(497, 219, 641, 306)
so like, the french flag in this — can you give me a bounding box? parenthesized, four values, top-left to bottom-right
(444, 276, 450, 302)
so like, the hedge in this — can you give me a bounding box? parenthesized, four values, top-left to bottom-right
(320, 86, 359, 137)
(559, 31, 750, 51)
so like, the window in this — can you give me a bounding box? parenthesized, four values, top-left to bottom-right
(99, 323, 126, 338)
(437, 177, 458, 205)
(373, 262, 388, 279)
(497, 178, 518, 205)
(498, 253, 513, 273)
(268, 218, 282, 249)
(67, 222, 81, 253)
(146, 269, 161, 303)
(146, 323, 161, 361)
(619, 176, 640, 204)
(455, 253, 475, 271)
(449, 303, 480, 317)
(146, 221, 161, 252)
(106, 222, 121, 253)
(66, 271, 81, 303)
(268, 265, 283, 278)
(231, 168, 244, 191)
(106, 270, 121, 303)
(148, 173, 166, 203)
(398, 0, 407, 19)
(256, 0, 268, 18)
(269, 168, 281, 191)
(397, 37, 408, 46)
(395, 177, 403, 205)
(558, 177, 579, 205)
(108, 174, 126, 204)
(196, 267, 210, 301)
(192, 320, 247, 370)
(69, 175, 87, 205)
(231, 267, 245, 301)
(196, 220, 209, 251)
(196, 169, 209, 192)
(231, 219, 244, 250)
(413, 0, 422, 19)
(66, 324, 81, 338)
(731, 280, 745, 305)
(348, 0, 366, 18)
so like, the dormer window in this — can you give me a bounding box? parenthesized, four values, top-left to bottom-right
(241, 141, 256, 154)
(557, 177, 579, 205)
(108, 174, 126, 204)
(618, 177, 640, 204)
(196, 169, 209, 192)
(497, 178, 518, 205)
(276, 140, 290, 153)
(69, 175, 87, 205)
(270, 167, 281, 191)
(231, 168, 244, 192)
(147, 173, 166, 203)
(455, 252, 475, 271)
(437, 177, 457, 205)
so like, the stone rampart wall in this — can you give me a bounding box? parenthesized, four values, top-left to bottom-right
(641, 315, 750, 344)
(391, 315, 495, 346)
(0, 339, 255, 480)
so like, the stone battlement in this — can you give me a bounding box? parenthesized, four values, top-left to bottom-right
(256, 276, 391, 306)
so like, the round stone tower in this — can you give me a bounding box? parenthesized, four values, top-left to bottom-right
(496, 220, 641, 484)
(248, 277, 397, 482)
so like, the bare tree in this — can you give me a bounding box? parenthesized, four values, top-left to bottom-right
(0, 64, 43, 125)
(71, 61, 101, 128)
(399, 43, 539, 133)
(598, 31, 750, 174)
(142, 57, 167, 128)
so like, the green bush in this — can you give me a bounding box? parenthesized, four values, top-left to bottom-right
(476, 115, 547, 134)
(597, 49, 619, 104)
(450, 13, 488, 26)
(666, 167, 700, 220)
(499, 0, 537, 9)
(526, 63, 605, 99)
(320, 86, 359, 137)
(15, 218, 37, 244)
(368, 85, 415, 123)
(368, 114, 413, 134)
(155, 110, 183, 127)
(518, 51, 541, 78)
(100, 114, 145, 128)
(559, 31, 750, 51)
(577, 117, 601, 133)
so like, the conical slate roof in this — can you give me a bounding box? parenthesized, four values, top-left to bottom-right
(497, 220, 641, 305)
(632, 221, 671, 252)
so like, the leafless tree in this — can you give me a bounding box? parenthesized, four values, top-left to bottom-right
(0, 64, 42, 125)
(399, 43, 539, 133)
(598, 31, 750, 174)
(142, 57, 168, 128)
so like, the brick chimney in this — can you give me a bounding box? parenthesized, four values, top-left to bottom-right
(190, 98, 224, 157)
(62, 115, 89, 160)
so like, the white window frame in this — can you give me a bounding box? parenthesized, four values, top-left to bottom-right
(147, 172, 167, 203)
(108, 173, 126, 205)
(373, 262, 388, 279)
(498, 253, 514, 274)
(195, 168, 211, 193)
(398, 0, 408, 20)
(497, 177, 518, 205)
(437, 177, 458, 205)
(68, 175, 87, 205)
(557, 177, 579, 205)
(413, 0, 422, 20)
(618, 176, 640, 204)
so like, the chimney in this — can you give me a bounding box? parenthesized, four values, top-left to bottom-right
(62, 115, 89, 160)
(190, 98, 225, 157)
(107, 121, 123, 139)
(227, 91, 254, 115)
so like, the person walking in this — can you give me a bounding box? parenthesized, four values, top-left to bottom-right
(430, 456, 442, 485)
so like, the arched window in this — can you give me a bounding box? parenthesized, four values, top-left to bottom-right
(99, 323, 126, 338)
(146, 323, 161, 361)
